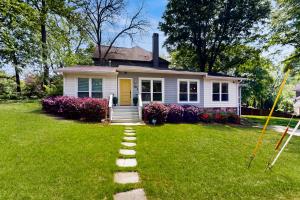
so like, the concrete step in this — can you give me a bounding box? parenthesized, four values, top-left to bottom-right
(112, 119, 141, 123)
(112, 113, 139, 117)
(112, 116, 139, 120)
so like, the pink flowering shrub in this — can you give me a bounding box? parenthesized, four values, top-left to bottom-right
(182, 105, 201, 123)
(143, 103, 168, 124)
(42, 96, 108, 122)
(199, 113, 212, 123)
(166, 104, 184, 123)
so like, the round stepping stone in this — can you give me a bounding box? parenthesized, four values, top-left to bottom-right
(124, 132, 136, 136)
(114, 172, 140, 184)
(124, 136, 136, 141)
(116, 158, 137, 167)
(119, 149, 136, 156)
(114, 189, 147, 200)
(124, 130, 135, 133)
(125, 127, 133, 130)
(121, 142, 136, 147)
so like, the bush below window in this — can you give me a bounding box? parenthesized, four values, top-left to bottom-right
(42, 96, 108, 122)
(143, 103, 240, 124)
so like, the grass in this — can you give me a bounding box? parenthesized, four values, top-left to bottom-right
(243, 115, 299, 128)
(0, 102, 123, 199)
(1, 102, 300, 199)
(136, 124, 300, 199)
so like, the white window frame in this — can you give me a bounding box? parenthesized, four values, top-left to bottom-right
(212, 81, 229, 102)
(177, 79, 200, 103)
(139, 77, 165, 103)
(77, 77, 103, 98)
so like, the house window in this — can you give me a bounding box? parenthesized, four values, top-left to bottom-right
(78, 78, 89, 98)
(153, 80, 162, 101)
(212, 83, 220, 101)
(212, 82, 229, 102)
(141, 80, 151, 101)
(92, 79, 103, 98)
(221, 83, 228, 101)
(78, 78, 103, 98)
(178, 79, 199, 103)
(140, 78, 164, 102)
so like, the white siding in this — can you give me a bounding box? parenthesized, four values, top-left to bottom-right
(203, 78, 239, 108)
(63, 73, 117, 99)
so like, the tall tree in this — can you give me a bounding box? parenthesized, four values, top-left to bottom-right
(159, 0, 270, 72)
(79, 0, 148, 65)
(0, 0, 38, 93)
(270, 0, 300, 74)
(26, 0, 77, 86)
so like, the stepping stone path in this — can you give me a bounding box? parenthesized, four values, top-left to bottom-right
(121, 142, 136, 147)
(123, 136, 136, 141)
(114, 189, 147, 200)
(119, 149, 136, 156)
(113, 126, 147, 200)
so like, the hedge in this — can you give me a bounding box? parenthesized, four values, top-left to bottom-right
(41, 96, 108, 122)
(143, 103, 240, 124)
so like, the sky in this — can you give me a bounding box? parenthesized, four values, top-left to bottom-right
(115, 0, 169, 56)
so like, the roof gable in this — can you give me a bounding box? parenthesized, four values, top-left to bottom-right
(92, 45, 169, 63)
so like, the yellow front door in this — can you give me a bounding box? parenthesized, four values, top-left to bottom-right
(120, 79, 132, 105)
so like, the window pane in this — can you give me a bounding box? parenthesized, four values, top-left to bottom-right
(180, 93, 188, 101)
(213, 94, 220, 101)
(190, 82, 198, 93)
(153, 80, 162, 92)
(142, 93, 151, 101)
(78, 92, 89, 98)
(180, 81, 187, 92)
(222, 94, 228, 101)
(222, 83, 228, 93)
(78, 78, 89, 92)
(153, 93, 162, 101)
(213, 83, 220, 93)
(92, 92, 102, 98)
(92, 79, 102, 92)
(142, 80, 151, 92)
(190, 93, 198, 101)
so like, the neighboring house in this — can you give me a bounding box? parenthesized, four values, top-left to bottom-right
(294, 84, 300, 116)
(57, 33, 245, 122)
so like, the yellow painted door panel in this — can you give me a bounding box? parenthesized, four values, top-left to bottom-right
(120, 79, 131, 105)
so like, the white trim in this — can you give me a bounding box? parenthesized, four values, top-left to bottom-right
(118, 78, 133, 105)
(212, 81, 229, 102)
(177, 79, 200, 103)
(138, 77, 165, 103)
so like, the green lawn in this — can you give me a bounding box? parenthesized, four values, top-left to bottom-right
(1, 103, 300, 199)
(136, 125, 300, 199)
(243, 115, 299, 128)
(0, 102, 123, 199)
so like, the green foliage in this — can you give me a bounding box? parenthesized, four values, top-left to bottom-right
(270, 0, 300, 75)
(44, 75, 63, 97)
(0, 71, 17, 100)
(160, 0, 270, 72)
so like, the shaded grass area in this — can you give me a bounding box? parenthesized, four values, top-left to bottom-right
(136, 124, 300, 199)
(0, 102, 123, 199)
(242, 115, 299, 128)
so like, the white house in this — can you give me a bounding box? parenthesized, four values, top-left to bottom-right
(57, 34, 245, 123)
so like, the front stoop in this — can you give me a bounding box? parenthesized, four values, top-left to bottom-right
(114, 189, 147, 200)
(111, 106, 141, 123)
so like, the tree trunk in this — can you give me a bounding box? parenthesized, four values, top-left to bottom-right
(97, 41, 103, 65)
(15, 66, 21, 93)
(41, 0, 49, 86)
